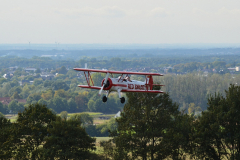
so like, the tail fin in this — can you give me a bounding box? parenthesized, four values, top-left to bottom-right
(146, 75, 153, 90)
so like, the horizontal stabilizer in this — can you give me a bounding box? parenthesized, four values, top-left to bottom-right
(153, 84, 165, 86)
(145, 84, 165, 86)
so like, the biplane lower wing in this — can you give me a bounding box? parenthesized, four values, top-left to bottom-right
(121, 89, 164, 93)
(78, 85, 164, 93)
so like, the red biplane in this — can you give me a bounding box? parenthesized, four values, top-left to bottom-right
(74, 68, 164, 103)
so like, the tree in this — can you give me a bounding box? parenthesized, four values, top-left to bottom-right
(87, 93, 122, 113)
(41, 89, 53, 100)
(161, 113, 195, 159)
(67, 98, 77, 112)
(75, 94, 88, 111)
(54, 89, 68, 98)
(51, 96, 68, 113)
(21, 84, 30, 99)
(13, 70, 22, 77)
(51, 81, 69, 91)
(0, 78, 8, 84)
(25, 75, 34, 81)
(8, 100, 19, 114)
(8, 86, 22, 96)
(38, 98, 47, 105)
(0, 112, 5, 118)
(91, 73, 106, 86)
(15, 103, 56, 159)
(60, 111, 68, 120)
(43, 117, 96, 160)
(87, 99, 95, 112)
(69, 113, 93, 126)
(11, 91, 21, 100)
(112, 90, 180, 160)
(0, 102, 7, 114)
(0, 117, 19, 159)
(1, 83, 11, 97)
(10, 80, 20, 87)
(67, 69, 77, 79)
(27, 93, 42, 104)
(58, 66, 68, 74)
(35, 68, 41, 73)
(192, 84, 240, 159)
(33, 78, 43, 86)
(43, 80, 53, 87)
(188, 103, 195, 115)
(17, 103, 25, 113)
(192, 85, 240, 160)
(107, 117, 118, 132)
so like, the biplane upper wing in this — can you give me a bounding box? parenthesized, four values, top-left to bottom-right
(74, 68, 163, 76)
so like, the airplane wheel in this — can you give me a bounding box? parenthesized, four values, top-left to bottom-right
(120, 97, 125, 104)
(102, 96, 107, 102)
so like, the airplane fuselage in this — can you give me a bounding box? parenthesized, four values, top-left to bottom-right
(102, 78, 149, 92)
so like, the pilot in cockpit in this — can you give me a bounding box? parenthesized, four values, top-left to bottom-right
(125, 76, 132, 82)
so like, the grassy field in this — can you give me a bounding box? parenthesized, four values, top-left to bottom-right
(94, 137, 112, 154)
(93, 119, 109, 124)
(5, 114, 18, 122)
(66, 112, 103, 116)
(95, 137, 111, 143)
(57, 112, 116, 124)
(6, 112, 115, 124)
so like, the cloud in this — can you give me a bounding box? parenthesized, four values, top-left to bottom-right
(192, 8, 209, 15)
(148, 7, 171, 17)
(54, 6, 126, 18)
(192, 7, 240, 16)
(217, 7, 240, 15)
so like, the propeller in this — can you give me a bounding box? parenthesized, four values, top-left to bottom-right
(99, 72, 110, 95)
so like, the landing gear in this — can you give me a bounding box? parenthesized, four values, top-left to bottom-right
(102, 96, 107, 102)
(117, 88, 125, 104)
(120, 97, 125, 103)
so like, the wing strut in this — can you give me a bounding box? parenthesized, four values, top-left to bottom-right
(84, 71, 94, 86)
(84, 72, 90, 86)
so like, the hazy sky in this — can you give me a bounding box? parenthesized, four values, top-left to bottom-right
(0, 0, 240, 44)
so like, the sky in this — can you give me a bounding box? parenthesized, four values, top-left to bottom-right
(0, 0, 240, 44)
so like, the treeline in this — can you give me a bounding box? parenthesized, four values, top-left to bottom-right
(102, 84, 240, 159)
(0, 67, 123, 114)
(1, 68, 240, 115)
(0, 56, 75, 69)
(59, 112, 118, 137)
(157, 73, 240, 111)
(0, 81, 123, 114)
(1, 53, 240, 70)
(2, 84, 240, 159)
(0, 104, 97, 159)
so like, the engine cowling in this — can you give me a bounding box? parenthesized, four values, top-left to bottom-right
(101, 78, 113, 90)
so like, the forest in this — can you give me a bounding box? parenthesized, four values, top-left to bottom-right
(1, 84, 240, 159)
(0, 68, 239, 115)
(0, 51, 240, 114)
(1, 48, 240, 159)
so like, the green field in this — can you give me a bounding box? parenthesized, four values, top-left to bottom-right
(94, 137, 111, 154)
(5, 114, 18, 122)
(6, 112, 115, 124)
(57, 112, 115, 124)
